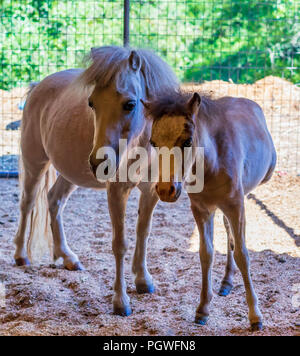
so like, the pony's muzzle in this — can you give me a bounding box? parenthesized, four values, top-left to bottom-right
(89, 157, 108, 178)
(89, 156, 98, 176)
(90, 163, 97, 176)
(155, 182, 182, 202)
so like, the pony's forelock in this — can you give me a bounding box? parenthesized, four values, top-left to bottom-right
(71, 46, 179, 99)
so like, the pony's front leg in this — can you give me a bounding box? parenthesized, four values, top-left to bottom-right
(191, 204, 215, 326)
(222, 198, 263, 331)
(107, 183, 132, 316)
(133, 183, 158, 294)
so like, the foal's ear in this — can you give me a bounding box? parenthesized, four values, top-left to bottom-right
(129, 50, 141, 72)
(187, 92, 201, 115)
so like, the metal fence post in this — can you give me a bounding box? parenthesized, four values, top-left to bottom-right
(124, 0, 130, 47)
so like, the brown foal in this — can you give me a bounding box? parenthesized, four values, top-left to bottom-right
(142, 91, 276, 331)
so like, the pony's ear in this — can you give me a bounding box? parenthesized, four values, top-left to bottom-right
(187, 92, 201, 115)
(129, 50, 141, 72)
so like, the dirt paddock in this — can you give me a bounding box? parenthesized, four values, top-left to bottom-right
(0, 173, 299, 336)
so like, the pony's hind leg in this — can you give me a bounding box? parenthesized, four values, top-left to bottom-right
(218, 215, 237, 296)
(222, 198, 263, 331)
(14, 160, 49, 266)
(47, 175, 83, 271)
(132, 183, 158, 294)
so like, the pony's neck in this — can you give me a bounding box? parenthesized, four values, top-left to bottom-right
(128, 119, 151, 151)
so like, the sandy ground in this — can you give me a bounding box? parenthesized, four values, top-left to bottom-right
(0, 173, 299, 336)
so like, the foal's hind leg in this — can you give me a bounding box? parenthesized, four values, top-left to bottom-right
(14, 160, 49, 266)
(47, 175, 83, 271)
(132, 183, 158, 294)
(222, 198, 263, 331)
(218, 215, 237, 296)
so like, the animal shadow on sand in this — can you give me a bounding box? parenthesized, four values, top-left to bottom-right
(247, 193, 300, 247)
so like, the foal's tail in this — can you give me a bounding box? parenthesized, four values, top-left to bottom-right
(19, 81, 57, 262)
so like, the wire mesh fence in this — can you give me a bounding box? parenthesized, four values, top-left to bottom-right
(0, 0, 299, 176)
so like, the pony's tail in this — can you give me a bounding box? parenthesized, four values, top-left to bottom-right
(19, 160, 56, 263)
(20, 159, 57, 263)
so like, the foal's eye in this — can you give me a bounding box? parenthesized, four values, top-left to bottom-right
(88, 100, 93, 109)
(183, 138, 192, 147)
(123, 100, 136, 112)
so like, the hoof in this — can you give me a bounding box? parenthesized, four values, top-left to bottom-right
(65, 261, 85, 271)
(136, 284, 155, 294)
(218, 282, 233, 297)
(195, 314, 209, 326)
(113, 305, 132, 317)
(15, 257, 30, 267)
(251, 322, 263, 331)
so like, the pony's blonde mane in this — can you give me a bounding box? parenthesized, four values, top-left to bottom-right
(72, 46, 179, 98)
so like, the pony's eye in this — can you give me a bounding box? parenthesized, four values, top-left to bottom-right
(88, 100, 93, 108)
(183, 138, 192, 147)
(123, 100, 136, 112)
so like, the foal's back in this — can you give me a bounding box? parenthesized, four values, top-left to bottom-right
(205, 96, 276, 195)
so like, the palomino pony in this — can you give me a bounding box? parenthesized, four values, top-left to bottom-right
(14, 46, 179, 316)
(143, 91, 276, 331)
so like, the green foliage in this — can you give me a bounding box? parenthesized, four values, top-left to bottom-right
(0, 0, 299, 90)
(182, 0, 300, 83)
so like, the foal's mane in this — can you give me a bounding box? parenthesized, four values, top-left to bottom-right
(73, 46, 179, 98)
(145, 90, 220, 121)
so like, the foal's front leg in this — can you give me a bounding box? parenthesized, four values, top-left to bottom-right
(107, 183, 132, 316)
(191, 205, 215, 325)
(132, 183, 158, 293)
(222, 198, 263, 331)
